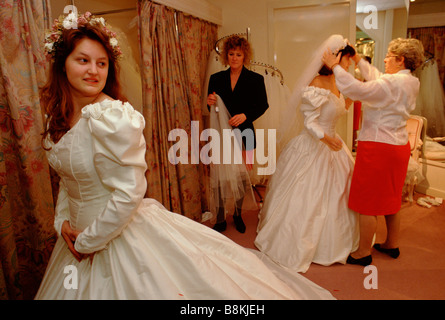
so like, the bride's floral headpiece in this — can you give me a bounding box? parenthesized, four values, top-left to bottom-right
(331, 38, 349, 56)
(44, 11, 122, 60)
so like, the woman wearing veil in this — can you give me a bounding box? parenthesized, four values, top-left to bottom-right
(255, 35, 359, 273)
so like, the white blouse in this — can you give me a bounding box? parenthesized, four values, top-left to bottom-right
(333, 59, 420, 145)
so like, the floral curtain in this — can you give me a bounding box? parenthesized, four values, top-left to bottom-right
(176, 11, 218, 219)
(408, 26, 445, 91)
(0, 0, 56, 299)
(138, 0, 217, 221)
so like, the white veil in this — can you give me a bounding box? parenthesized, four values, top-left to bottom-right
(277, 34, 348, 149)
(206, 94, 257, 224)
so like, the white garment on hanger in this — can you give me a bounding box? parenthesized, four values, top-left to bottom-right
(413, 60, 445, 138)
(251, 71, 295, 185)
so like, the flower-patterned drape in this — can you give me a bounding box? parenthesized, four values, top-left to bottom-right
(138, 0, 217, 220)
(0, 0, 56, 299)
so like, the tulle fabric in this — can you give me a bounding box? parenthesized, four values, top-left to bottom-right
(207, 94, 257, 224)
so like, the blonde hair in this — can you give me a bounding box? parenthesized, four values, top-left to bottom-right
(221, 35, 253, 67)
(388, 38, 425, 71)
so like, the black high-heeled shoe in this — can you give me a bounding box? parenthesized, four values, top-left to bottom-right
(347, 254, 372, 266)
(374, 244, 400, 259)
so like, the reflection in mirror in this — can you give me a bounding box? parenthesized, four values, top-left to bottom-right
(408, 26, 445, 163)
(355, 26, 374, 65)
(352, 27, 375, 152)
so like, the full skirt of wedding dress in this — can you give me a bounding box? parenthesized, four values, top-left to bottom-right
(35, 198, 334, 300)
(255, 131, 359, 273)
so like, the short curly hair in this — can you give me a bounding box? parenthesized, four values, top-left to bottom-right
(221, 35, 253, 67)
(388, 38, 425, 72)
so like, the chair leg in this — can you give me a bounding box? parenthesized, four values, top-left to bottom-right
(407, 176, 418, 203)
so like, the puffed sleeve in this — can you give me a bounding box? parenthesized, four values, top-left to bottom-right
(300, 86, 330, 140)
(74, 100, 147, 254)
(53, 179, 70, 237)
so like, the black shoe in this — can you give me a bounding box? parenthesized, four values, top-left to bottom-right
(233, 214, 246, 233)
(213, 220, 227, 232)
(347, 254, 372, 266)
(374, 244, 400, 259)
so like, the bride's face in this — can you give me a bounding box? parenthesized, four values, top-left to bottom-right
(339, 54, 352, 71)
(65, 38, 109, 99)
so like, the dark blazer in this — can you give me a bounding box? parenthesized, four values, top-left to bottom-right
(208, 66, 269, 150)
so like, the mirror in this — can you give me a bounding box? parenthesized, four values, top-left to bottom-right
(407, 0, 445, 164)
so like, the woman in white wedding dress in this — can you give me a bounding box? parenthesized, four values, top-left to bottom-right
(255, 35, 359, 273)
(35, 11, 334, 300)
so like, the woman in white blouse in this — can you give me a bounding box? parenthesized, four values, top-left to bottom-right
(323, 38, 424, 266)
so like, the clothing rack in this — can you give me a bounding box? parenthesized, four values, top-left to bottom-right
(419, 51, 435, 70)
(424, 51, 434, 64)
(215, 30, 284, 84)
(214, 31, 250, 55)
(249, 61, 284, 85)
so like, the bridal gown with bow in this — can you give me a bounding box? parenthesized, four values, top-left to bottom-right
(255, 86, 359, 273)
(35, 99, 334, 300)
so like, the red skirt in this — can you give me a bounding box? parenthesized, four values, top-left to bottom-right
(349, 141, 410, 215)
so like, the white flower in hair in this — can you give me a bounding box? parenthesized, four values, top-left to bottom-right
(63, 12, 77, 29)
(44, 11, 123, 60)
(44, 42, 54, 51)
(109, 38, 118, 48)
(91, 17, 106, 26)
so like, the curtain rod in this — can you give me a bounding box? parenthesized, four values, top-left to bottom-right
(91, 7, 136, 16)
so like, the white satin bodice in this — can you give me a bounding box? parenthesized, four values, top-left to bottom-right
(47, 119, 111, 231)
(45, 99, 147, 254)
(300, 86, 346, 139)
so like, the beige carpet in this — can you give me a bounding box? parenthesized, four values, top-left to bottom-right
(211, 188, 445, 300)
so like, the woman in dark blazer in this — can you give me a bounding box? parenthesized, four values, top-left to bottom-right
(207, 35, 269, 233)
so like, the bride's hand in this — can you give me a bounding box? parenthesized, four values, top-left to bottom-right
(321, 134, 343, 151)
(61, 221, 86, 262)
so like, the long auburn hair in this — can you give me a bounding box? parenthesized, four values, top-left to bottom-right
(41, 23, 126, 148)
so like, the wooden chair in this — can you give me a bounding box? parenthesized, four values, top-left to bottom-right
(404, 115, 427, 203)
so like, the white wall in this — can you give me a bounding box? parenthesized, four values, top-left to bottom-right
(408, 0, 445, 28)
(207, 0, 271, 65)
(207, 0, 357, 149)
